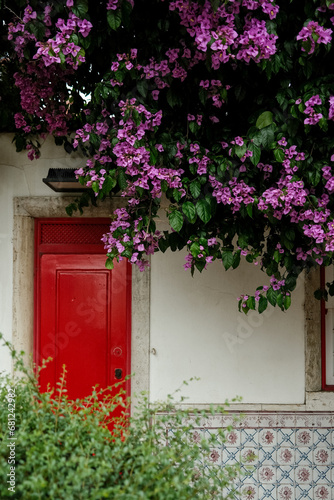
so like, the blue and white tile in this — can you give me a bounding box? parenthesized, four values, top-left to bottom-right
(276, 484, 295, 500)
(241, 447, 258, 466)
(258, 484, 276, 499)
(295, 465, 312, 484)
(222, 446, 240, 464)
(313, 484, 333, 499)
(258, 465, 276, 484)
(296, 429, 313, 447)
(312, 466, 332, 484)
(277, 428, 295, 447)
(259, 428, 277, 447)
(240, 484, 258, 500)
(295, 484, 313, 499)
(241, 428, 259, 446)
(295, 446, 313, 466)
(276, 466, 294, 485)
(313, 429, 331, 447)
(258, 447, 276, 465)
(313, 447, 331, 466)
(277, 447, 294, 466)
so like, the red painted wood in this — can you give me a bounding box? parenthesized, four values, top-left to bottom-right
(34, 219, 131, 422)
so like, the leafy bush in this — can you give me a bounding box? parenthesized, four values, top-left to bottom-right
(0, 339, 239, 499)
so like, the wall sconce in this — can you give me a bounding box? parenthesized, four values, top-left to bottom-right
(42, 168, 87, 192)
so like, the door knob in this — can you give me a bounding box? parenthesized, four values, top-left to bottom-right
(115, 368, 122, 380)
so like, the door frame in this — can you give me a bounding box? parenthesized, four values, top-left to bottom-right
(13, 196, 150, 414)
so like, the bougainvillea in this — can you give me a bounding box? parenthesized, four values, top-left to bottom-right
(2, 0, 334, 313)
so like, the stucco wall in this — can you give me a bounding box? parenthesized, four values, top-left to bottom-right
(150, 249, 305, 405)
(0, 134, 84, 372)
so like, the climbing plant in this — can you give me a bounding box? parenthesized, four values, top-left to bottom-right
(1, 0, 334, 312)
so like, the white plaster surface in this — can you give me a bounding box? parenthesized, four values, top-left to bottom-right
(150, 248, 306, 405)
(0, 134, 85, 373)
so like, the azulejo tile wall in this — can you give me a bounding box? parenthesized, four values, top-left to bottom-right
(188, 411, 333, 500)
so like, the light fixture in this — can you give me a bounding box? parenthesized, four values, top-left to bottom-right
(42, 168, 87, 192)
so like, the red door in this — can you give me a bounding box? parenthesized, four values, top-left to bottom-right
(34, 219, 131, 409)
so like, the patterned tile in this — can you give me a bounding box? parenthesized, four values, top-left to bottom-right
(313, 447, 331, 466)
(295, 484, 313, 499)
(222, 446, 240, 464)
(295, 446, 313, 466)
(313, 429, 331, 447)
(295, 465, 312, 484)
(241, 447, 258, 466)
(313, 484, 333, 499)
(276, 484, 295, 500)
(277, 428, 295, 446)
(313, 466, 332, 484)
(240, 484, 258, 500)
(258, 483, 276, 499)
(296, 429, 313, 447)
(258, 447, 277, 465)
(183, 411, 334, 499)
(276, 466, 294, 485)
(241, 428, 259, 446)
(277, 447, 295, 466)
(259, 428, 277, 447)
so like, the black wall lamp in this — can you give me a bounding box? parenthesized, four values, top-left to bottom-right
(43, 168, 87, 192)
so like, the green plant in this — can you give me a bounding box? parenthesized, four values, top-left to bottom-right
(0, 338, 240, 499)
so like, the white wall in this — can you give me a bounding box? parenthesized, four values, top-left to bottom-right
(0, 134, 84, 373)
(150, 249, 305, 405)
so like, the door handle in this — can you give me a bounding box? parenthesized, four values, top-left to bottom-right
(115, 368, 122, 380)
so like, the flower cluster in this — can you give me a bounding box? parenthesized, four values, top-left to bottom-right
(303, 95, 323, 125)
(169, 0, 278, 67)
(297, 20, 332, 54)
(74, 98, 184, 268)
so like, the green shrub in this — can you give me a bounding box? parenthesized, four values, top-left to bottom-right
(0, 338, 240, 499)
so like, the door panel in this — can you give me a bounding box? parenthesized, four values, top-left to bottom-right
(37, 253, 131, 402)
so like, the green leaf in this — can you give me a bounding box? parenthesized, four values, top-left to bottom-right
(182, 202, 196, 222)
(137, 80, 148, 99)
(102, 176, 116, 194)
(72, 0, 89, 16)
(107, 10, 122, 30)
(189, 181, 201, 199)
(169, 210, 184, 232)
(222, 250, 233, 270)
(277, 293, 284, 309)
(248, 142, 261, 166)
(196, 199, 211, 224)
(158, 237, 170, 253)
(238, 234, 248, 248)
(232, 251, 241, 269)
(173, 189, 182, 202)
(256, 111, 273, 130)
(118, 169, 128, 190)
(274, 148, 285, 162)
(166, 89, 180, 108)
(258, 296, 268, 314)
(247, 296, 256, 310)
(267, 287, 277, 306)
(235, 144, 247, 159)
(284, 295, 291, 310)
(246, 204, 253, 218)
(105, 257, 114, 269)
(285, 274, 297, 291)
